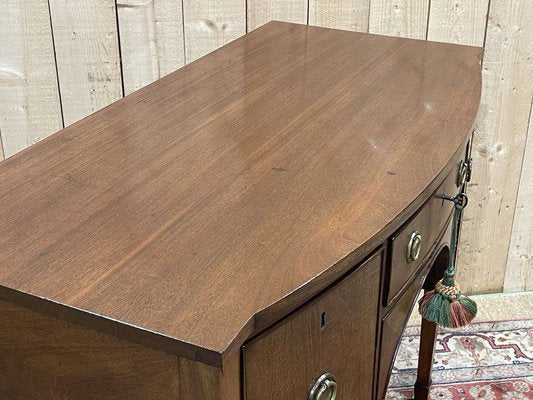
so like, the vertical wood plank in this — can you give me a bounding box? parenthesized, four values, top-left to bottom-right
(247, 0, 308, 31)
(117, 0, 185, 95)
(308, 0, 370, 32)
(457, 0, 533, 293)
(183, 0, 245, 63)
(427, 0, 490, 46)
(368, 0, 430, 39)
(0, 0, 62, 158)
(504, 100, 533, 292)
(49, 0, 123, 126)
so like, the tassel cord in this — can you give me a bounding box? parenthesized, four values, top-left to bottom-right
(444, 193, 468, 285)
(419, 192, 477, 327)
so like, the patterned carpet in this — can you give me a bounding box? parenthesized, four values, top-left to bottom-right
(386, 319, 533, 399)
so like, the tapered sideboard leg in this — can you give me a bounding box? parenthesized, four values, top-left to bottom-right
(414, 316, 438, 400)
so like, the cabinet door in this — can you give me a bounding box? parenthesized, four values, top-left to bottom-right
(244, 250, 382, 400)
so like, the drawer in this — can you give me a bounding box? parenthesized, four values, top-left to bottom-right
(377, 275, 424, 400)
(243, 250, 382, 400)
(386, 151, 466, 305)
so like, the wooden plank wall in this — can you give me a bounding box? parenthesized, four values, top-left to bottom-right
(0, 0, 62, 158)
(248, 0, 307, 31)
(309, 1, 370, 32)
(48, 0, 123, 126)
(183, 0, 245, 62)
(117, 0, 185, 95)
(0, 0, 532, 293)
(505, 102, 533, 292)
(458, 0, 533, 293)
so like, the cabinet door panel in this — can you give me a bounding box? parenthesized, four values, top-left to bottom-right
(244, 250, 382, 400)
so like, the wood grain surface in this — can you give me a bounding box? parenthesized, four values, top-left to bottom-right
(2, 0, 529, 298)
(387, 156, 460, 304)
(0, 22, 482, 365)
(379, 228, 453, 400)
(0, 298, 241, 399)
(244, 250, 382, 400)
(0, 300, 181, 399)
(179, 349, 240, 400)
(378, 276, 421, 400)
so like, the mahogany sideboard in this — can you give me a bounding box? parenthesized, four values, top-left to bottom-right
(0, 22, 482, 400)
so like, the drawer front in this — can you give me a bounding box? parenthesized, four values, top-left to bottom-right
(386, 152, 465, 305)
(243, 250, 382, 400)
(377, 276, 423, 400)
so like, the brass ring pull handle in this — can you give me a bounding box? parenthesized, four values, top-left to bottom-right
(309, 373, 337, 400)
(457, 160, 469, 187)
(407, 231, 422, 263)
(465, 157, 473, 182)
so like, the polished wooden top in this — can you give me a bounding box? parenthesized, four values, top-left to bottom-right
(0, 22, 482, 366)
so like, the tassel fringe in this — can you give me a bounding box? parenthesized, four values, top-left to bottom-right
(418, 279, 477, 328)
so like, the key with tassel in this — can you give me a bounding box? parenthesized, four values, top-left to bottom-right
(418, 192, 477, 328)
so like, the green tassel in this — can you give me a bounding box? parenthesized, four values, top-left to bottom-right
(419, 280, 477, 328)
(457, 294, 478, 318)
(423, 292, 451, 327)
(418, 193, 477, 328)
